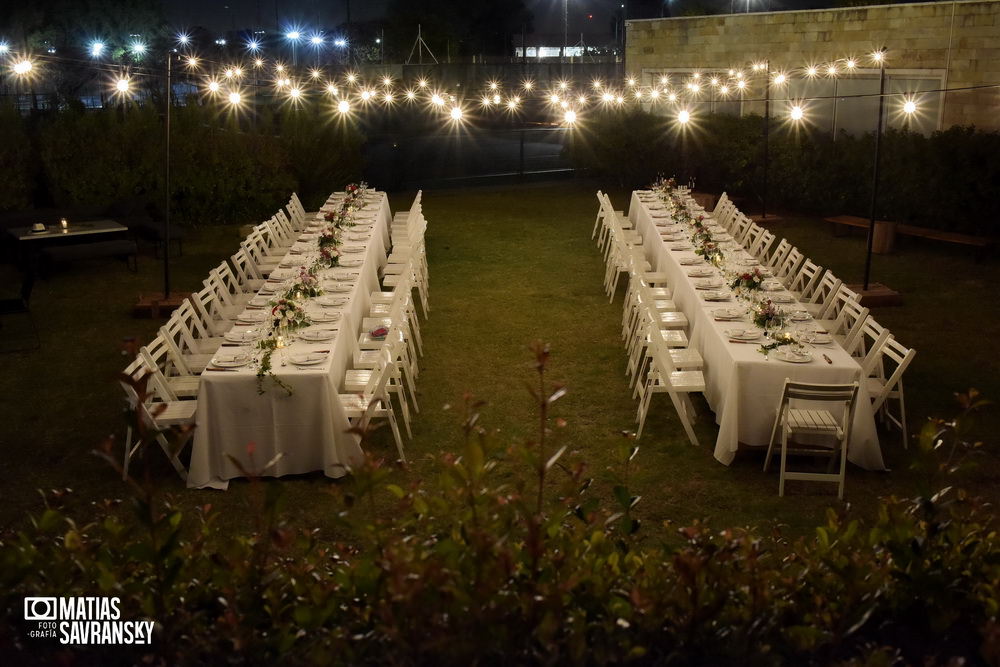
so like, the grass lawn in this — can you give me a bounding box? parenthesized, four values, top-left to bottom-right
(0, 180, 997, 543)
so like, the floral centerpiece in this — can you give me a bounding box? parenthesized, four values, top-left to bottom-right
(695, 240, 724, 265)
(751, 299, 786, 330)
(317, 246, 341, 268)
(316, 227, 343, 267)
(270, 297, 311, 332)
(286, 266, 323, 299)
(730, 267, 765, 292)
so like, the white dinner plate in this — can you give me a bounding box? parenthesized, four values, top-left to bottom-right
(249, 296, 271, 307)
(289, 353, 327, 366)
(679, 257, 703, 265)
(726, 328, 761, 341)
(713, 307, 743, 320)
(224, 330, 260, 343)
(311, 312, 342, 323)
(341, 246, 365, 253)
(211, 353, 250, 368)
(318, 296, 348, 307)
(770, 294, 794, 303)
(687, 268, 714, 277)
(702, 290, 730, 301)
(339, 259, 363, 268)
(300, 329, 337, 342)
(236, 311, 267, 323)
(774, 349, 813, 363)
(694, 279, 724, 289)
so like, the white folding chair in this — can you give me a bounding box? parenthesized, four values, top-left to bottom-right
(787, 259, 823, 300)
(141, 336, 200, 399)
(764, 380, 860, 499)
(817, 297, 869, 352)
(866, 336, 916, 448)
(635, 325, 705, 445)
(339, 349, 406, 463)
(120, 354, 196, 481)
(802, 271, 843, 318)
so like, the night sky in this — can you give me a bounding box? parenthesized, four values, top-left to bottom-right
(161, 0, 832, 36)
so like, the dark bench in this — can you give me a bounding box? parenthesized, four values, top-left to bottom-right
(824, 215, 993, 258)
(41, 240, 138, 272)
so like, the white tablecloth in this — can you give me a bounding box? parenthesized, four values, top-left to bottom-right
(628, 192, 885, 471)
(187, 193, 392, 489)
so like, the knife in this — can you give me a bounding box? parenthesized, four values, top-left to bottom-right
(822, 354, 833, 364)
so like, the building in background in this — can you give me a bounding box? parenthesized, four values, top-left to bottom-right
(625, 0, 1000, 133)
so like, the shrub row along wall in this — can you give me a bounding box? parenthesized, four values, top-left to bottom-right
(568, 109, 1000, 235)
(626, 0, 1000, 131)
(0, 103, 364, 225)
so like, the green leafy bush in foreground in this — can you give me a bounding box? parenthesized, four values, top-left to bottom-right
(0, 346, 997, 665)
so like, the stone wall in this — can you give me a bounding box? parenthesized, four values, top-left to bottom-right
(626, 1, 1000, 129)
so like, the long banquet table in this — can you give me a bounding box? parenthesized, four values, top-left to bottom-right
(628, 191, 885, 471)
(187, 192, 393, 489)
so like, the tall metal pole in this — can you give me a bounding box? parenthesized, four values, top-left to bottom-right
(562, 0, 568, 61)
(163, 53, 172, 300)
(762, 59, 770, 220)
(863, 52, 887, 291)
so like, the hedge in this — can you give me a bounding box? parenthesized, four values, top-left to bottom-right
(0, 103, 365, 225)
(569, 109, 1000, 236)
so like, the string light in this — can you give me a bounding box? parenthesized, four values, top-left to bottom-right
(289, 87, 302, 99)
(564, 109, 577, 124)
(176, 33, 190, 46)
(253, 58, 264, 68)
(228, 91, 241, 105)
(806, 66, 818, 77)
(449, 105, 463, 121)
(506, 97, 520, 110)
(326, 83, 338, 95)
(522, 79, 534, 91)
(246, 39, 260, 52)
(430, 93, 444, 106)
(773, 73, 787, 85)
(659, 75, 669, 85)
(360, 89, 372, 101)
(677, 109, 691, 124)
(405, 89, 416, 101)
(309, 69, 321, 80)
(592, 79, 603, 90)
(626, 77, 636, 87)
(130, 41, 146, 56)
(488, 80, 499, 91)
(790, 105, 804, 121)
(418, 78, 429, 88)
(89, 41, 105, 57)
(845, 58, 857, 69)
(0, 43, 9, 54)
(115, 78, 130, 93)
(185, 56, 199, 68)
(207, 80, 220, 93)
(902, 99, 917, 114)
(337, 99, 350, 113)
(12, 59, 34, 75)
(382, 75, 393, 87)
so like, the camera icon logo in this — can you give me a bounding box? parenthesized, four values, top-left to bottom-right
(24, 597, 58, 621)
